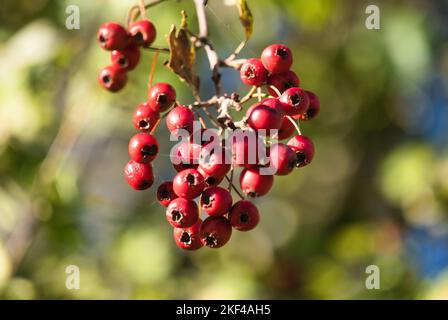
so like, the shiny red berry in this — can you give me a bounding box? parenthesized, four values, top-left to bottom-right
(247, 104, 283, 131)
(147, 83, 177, 112)
(173, 168, 205, 199)
(269, 143, 297, 175)
(276, 117, 296, 140)
(166, 105, 195, 135)
(198, 146, 231, 178)
(124, 160, 154, 190)
(173, 219, 203, 250)
(267, 70, 300, 96)
(110, 45, 141, 71)
(198, 169, 225, 187)
(279, 87, 310, 116)
(128, 133, 159, 163)
(259, 98, 285, 116)
(231, 134, 266, 168)
(157, 181, 178, 207)
(132, 102, 160, 132)
(200, 216, 232, 248)
(170, 141, 201, 171)
(128, 19, 156, 47)
(97, 22, 128, 51)
(287, 135, 315, 167)
(166, 197, 199, 228)
(239, 167, 274, 197)
(201, 186, 233, 216)
(228, 200, 260, 231)
(98, 65, 127, 92)
(296, 90, 320, 121)
(261, 44, 293, 74)
(240, 58, 268, 86)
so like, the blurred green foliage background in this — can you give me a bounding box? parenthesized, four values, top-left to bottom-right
(1, 0, 448, 299)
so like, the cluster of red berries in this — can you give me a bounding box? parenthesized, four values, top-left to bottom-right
(97, 14, 319, 251)
(97, 19, 157, 92)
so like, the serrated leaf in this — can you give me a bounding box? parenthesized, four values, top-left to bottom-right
(237, 0, 253, 40)
(165, 11, 199, 92)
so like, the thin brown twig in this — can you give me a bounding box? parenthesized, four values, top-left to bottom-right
(286, 115, 302, 135)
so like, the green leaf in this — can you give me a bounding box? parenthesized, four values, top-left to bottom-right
(237, 0, 253, 40)
(165, 11, 199, 92)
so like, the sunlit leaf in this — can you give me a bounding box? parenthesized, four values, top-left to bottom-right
(237, 0, 253, 40)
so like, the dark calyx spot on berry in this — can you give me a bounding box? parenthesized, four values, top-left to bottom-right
(160, 189, 171, 200)
(118, 56, 128, 67)
(157, 93, 168, 106)
(205, 176, 216, 186)
(171, 210, 183, 222)
(134, 31, 144, 43)
(138, 120, 150, 130)
(239, 212, 249, 224)
(288, 158, 298, 169)
(247, 191, 257, 198)
(290, 94, 301, 107)
(185, 173, 197, 186)
(141, 145, 158, 158)
(245, 67, 255, 79)
(180, 231, 192, 244)
(204, 234, 218, 247)
(102, 74, 111, 84)
(295, 152, 307, 166)
(202, 195, 212, 207)
(276, 47, 289, 58)
(98, 34, 106, 43)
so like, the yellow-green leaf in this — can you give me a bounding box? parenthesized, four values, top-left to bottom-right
(237, 0, 253, 40)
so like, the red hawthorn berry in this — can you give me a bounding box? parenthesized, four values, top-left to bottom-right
(240, 58, 269, 86)
(124, 160, 154, 190)
(166, 105, 195, 135)
(173, 219, 203, 250)
(228, 200, 260, 231)
(166, 197, 199, 228)
(231, 134, 267, 168)
(261, 44, 293, 74)
(97, 22, 128, 51)
(198, 145, 231, 178)
(170, 141, 201, 171)
(172, 168, 205, 199)
(128, 19, 156, 47)
(200, 186, 233, 216)
(267, 70, 300, 97)
(98, 65, 127, 92)
(247, 104, 283, 131)
(110, 45, 141, 71)
(200, 216, 232, 248)
(268, 143, 297, 176)
(296, 90, 320, 121)
(128, 133, 159, 163)
(275, 116, 296, 140)
(239, 167, 274, 197)
(287, 135, 315, 167)
(157, 181, 178, 207)
(147, 83, 177, 112)
(132, 102, 160, 132)
(279, 87, 310, 116)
